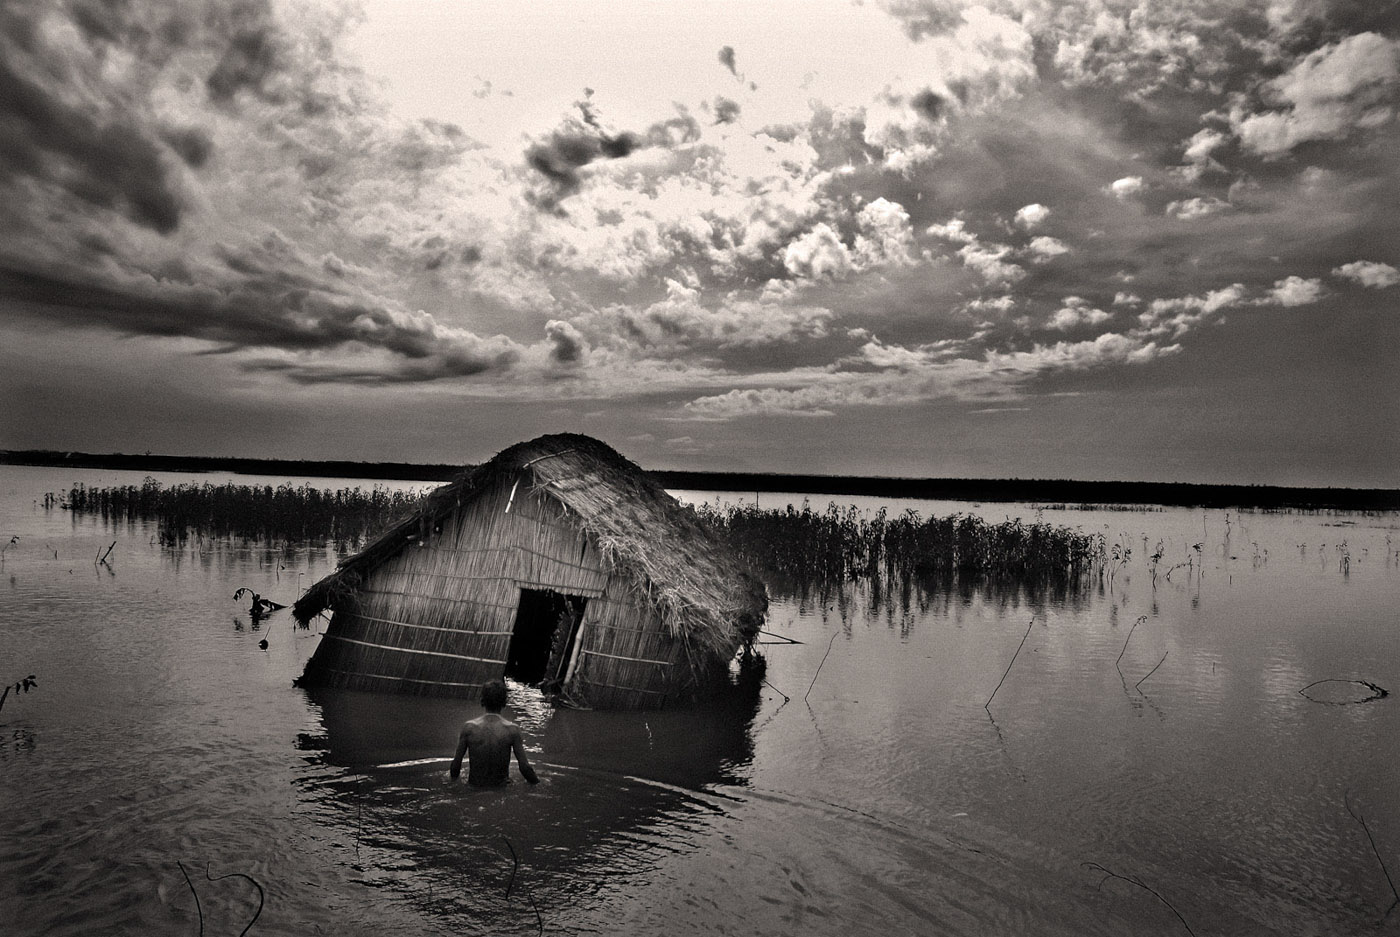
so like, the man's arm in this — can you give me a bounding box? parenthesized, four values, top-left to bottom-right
(511, 729, 539, 784)
(449, 727, 470, 780)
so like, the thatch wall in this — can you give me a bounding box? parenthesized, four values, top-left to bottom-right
(296, 434, 767, 709)
(300, 475, 604, 695)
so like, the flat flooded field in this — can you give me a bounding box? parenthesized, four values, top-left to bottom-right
(2, 465, 1399, 935)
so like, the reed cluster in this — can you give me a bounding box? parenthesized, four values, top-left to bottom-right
(693, 501, 1105, 589)
(59, 482, 1105, 592)
(60, 479, 426, 548)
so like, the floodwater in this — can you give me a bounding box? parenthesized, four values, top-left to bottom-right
(2, 465, 1398, 936)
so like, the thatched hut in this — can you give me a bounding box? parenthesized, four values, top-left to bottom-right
(293, 434, 767, 710)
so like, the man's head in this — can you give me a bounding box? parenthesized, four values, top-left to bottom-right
(481, 678, 508, 713)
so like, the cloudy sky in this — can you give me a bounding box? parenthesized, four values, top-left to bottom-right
(1, 0, 1397, 486)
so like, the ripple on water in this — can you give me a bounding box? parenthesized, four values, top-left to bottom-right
(4, 473, 1399, 935)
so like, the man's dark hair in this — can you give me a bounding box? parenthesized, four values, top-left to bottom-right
(481, 678, 508, 712)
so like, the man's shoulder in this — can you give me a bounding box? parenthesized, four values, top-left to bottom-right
(463, 714, 517, 734)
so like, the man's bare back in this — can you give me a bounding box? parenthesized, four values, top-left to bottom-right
(450, 680, 539, 786)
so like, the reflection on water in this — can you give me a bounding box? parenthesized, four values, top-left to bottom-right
(291, 680, 763, 934)
(2, 466, 1400, 936)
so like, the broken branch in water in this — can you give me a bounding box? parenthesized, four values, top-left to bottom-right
(985, 618, 1035, 710)
(804, 630, 841, 701)
(1345, 791, 1400, 917)
(0, 675, 38, 713)
(95, 541, 115, 565)
(1083, 862, 1197, 936)
(1115, 616, 1146, 680)
(1135, 651, 1169, 691)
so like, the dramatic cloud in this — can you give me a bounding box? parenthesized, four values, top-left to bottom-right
(1048, 297, 1111, 330)
(926, 218, 1024, 284)
(0, 6, 194, 233)
(1014, 203, 1050, 229)
(1266, 276, 1325, 307)
(684, 385, 842, 420)
(1234, 32, 1400, 157)
(571, 279, 834, 357)
(1176, 127, 1228, 181)
(1110, 176, 1144, 200)
(4, 0, 1397, 484)
(544, 319, 588, 365)
(1026, 236, 1070, 262)
(1165, 197, 1231, 220)
(711, 96, 741, 124)
(783, 224, 853, 279)
(718, 45, 737, 77)
(1333, 260, 1400, 289)
(522, 98, 704, 214)
(1138, 284, 1248, 339)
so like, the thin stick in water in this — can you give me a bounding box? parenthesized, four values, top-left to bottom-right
(758, 628, 803, 645)
(1345, 791, 1400, 916)
(525, 887, 544, 936)
(205, 864, 265, 937)
(1135, 651, 1169, 691)
(804, 631, 841, 701)
(502, 836, 519, 899)
(177, 861, 204, 937)
(1083, 862, 1197, 936)
(985, 618, 1034, 710)
(502, 837, 543, 934)
(354, 773, 363, 866)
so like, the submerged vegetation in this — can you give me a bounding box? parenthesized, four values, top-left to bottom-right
(59, 479, 425, 549)
(57, 481, 1107, 592)
(693, 500, 1105, 591)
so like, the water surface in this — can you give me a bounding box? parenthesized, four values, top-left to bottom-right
(2, 466, 1398, 935)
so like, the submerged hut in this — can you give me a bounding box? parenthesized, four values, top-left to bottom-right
(293, 434, 767, 710)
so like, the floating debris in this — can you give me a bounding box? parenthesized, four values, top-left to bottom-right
(1299, 679, 1389, 704)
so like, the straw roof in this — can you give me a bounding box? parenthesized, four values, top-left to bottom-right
(294, 433, 767, 667)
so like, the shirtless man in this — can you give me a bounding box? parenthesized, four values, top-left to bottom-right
(449, 679, 539, 786)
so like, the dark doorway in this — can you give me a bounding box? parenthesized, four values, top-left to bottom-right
(506, 589, 587, 686)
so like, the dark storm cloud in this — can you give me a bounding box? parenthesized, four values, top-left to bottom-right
(718, 45, 737, 77)
(880, 0, 965, 42)
(0, 33, 187, 232)
(160, 126, 215, 168)
(0, 249, 520, 384)
(525, 129, 638, 211)
(544, 320, 588, 365)
(0, 1, 526, 388)
(910, 88, 945, 122)
(242, 346, 517, 385)
(711, 96, 741, 124)
(0, 0, 306, 238)
(524, 106, 700, 214)
(206, 26, 282, 103)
